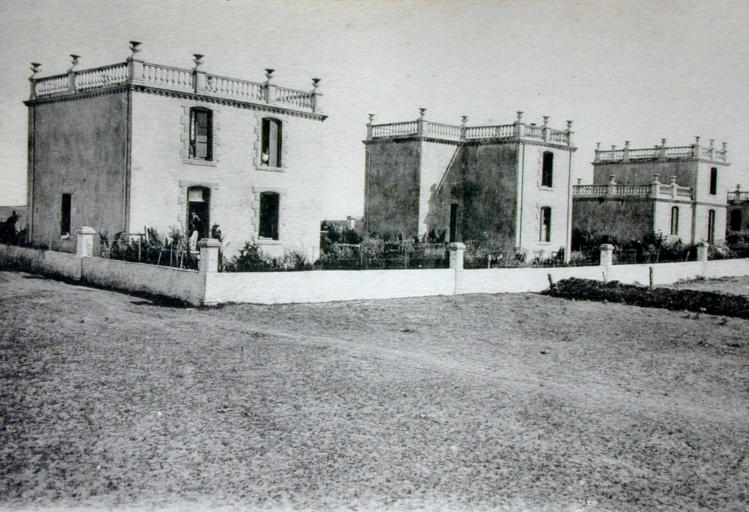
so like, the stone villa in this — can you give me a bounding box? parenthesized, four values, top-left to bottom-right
(24, 42, 326, 260)
(363, 110, 576, 261)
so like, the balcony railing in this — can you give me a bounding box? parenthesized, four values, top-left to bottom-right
(369, 119, 571, 145)
(728, 191, 749, 202)
(595, 142, 728, 163)
(30, 60, 322, 114)
(574, 183, 693, 200)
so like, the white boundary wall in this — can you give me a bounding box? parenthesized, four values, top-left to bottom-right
(2, 237, 749, 306)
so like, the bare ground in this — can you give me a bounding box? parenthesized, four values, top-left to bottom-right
(669, 275, 749, 296)
(0, 270, 747, 511)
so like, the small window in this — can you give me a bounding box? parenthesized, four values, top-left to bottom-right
(542, 152, 553, 187)
(259, 191, 280, 240)
(540, 206, 551, 242)
(261, 118, 282, 167)
(709, 167, 717, 195)
(730, 209, 742, 232)
(707, 209, 715, 244)
(189, 108, 212, 160)
(670, 206, 679, 236)
(60, 193, 71, 236)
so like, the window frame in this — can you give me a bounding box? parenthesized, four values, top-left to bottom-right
(707, 209, 716, 244)
(189, 107, 213, 161)
(261, 117, 283, 168)
(60, 193, 71, 237)
(670, 206, 679, 236)
(709, 167, 717, 196)
(541, 151, 554, 188)
(258, 191, 280, 241)
(539, 206, 552, 242)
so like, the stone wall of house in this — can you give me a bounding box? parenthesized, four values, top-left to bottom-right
(572, 197, 653, 244)
(418, 141, 460, 238)
(517, 144, 573, 259)
(593, 160, 697, 188)
(363, 139, 421, 237)
(652, 199, 694, 242)
(29, 92, 129, 252)
(129, 92, 326, 261)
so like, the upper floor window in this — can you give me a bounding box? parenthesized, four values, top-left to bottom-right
(670, 206, 679, 236)
(60, 193, 71, 236)
(539, 206, 551, 242)
(542, 152, 553, 187)
(259, 191, 280, 240)
(261, 118, 282, 167)
(709, 167, 717, 195)
(189, 108, 213, 161)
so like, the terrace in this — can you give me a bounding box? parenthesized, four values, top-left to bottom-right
(366, 110, 574, 146)
(728, 188, 749, 203)
(573, 174, 692, 200)
(27, 42, 323, 115)
(594, 137, 727, 164)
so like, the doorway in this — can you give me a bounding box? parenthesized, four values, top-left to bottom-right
(187, 186, 210, 239)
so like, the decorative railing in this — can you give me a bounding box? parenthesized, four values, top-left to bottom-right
(371, 121, 418, 137)
(728, 191, 749, 202)
(548, 129, 569, 144)
(141, 62, 193, 91)
(204, 74, 264, 101)
(659, 184, 692, 198)
(424, 121, 462, 140)
(30, 60, 321, 114)
(464, 124, 514, 139)
(525, 124, 543, 138)
(597, 144, 728, 163)
(664, 146, 693, 158)
(598, 150, 625, 161)
(34, 73, 68, 95)
(573, 184, 650, 198)
(74, 63, 129, 90)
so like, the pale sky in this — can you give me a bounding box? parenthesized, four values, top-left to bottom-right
(1, 0, 748, 217)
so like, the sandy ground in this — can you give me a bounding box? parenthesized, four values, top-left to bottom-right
(0, 270, 747, 511)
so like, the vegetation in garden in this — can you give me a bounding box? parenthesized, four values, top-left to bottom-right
(548, 277, 749, 319)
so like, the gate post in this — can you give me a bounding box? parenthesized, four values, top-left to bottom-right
(449, 242, 466, 294)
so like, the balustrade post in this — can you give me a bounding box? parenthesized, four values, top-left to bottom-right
(651, 174, 661, 198)
(513, 111, 524, 138)
(721, 142, 727, 162)
(542, 115, 549, 142)
(29, 62, 41, 99)
(460, 115, 468, 140)
(594, 142, 600, 162)
(623, 141, 630, 162)
(67, 54, 80, 92)
(670, 175, 678, 199)
(692, 136, 700, 158)
(709, 139, 714, 160)
(659, 138, 667, 160)
(366, 113, 374, 140)
(264, 68, 275, 103)
(565, 120, 573, 146)
(126, 41, 144, 83)
(607, 174, 617, 196)
(310, 78, 322, 112)
(416, 108, 426, 136)
(192, 54, 206, 92)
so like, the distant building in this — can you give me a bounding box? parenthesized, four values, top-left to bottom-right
(24, 43, 326, 260)
(363, 110, 576, 261)
(727, 186, 749, 240)
(572, 138, 730, 246)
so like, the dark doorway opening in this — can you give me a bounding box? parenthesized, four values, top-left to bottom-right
(187, 186, 210, 239)
(449, 204, 459, 242)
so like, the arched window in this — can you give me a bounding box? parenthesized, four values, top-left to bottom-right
(707, 209, 715, 244)
(709, 167, 718, 195)
(539, 206, 551, 242)
(60, 193, 71, 236)
(542, 152, 553, 187)
(189, 108, 213, 160)
(670, 206, 679, 236)
(259, 191, 280, 240)
(261, 118, 282, 167)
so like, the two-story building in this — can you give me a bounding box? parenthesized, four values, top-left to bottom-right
(363, 110, 576, 261)
(25, 42, 327, 261)
(572, 138, 730, 246)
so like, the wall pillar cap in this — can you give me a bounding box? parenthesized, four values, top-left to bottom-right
(76, 226, 97, 235)
(696, 241, 709, 248)
(600, 243, 614, 250)
(448, 242, 466, 250)
(198, 238, 221, 248)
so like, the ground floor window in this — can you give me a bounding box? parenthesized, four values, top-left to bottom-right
(259, 191, 280, 240)
(729, 209, 742, 232)
(707, 209, 715, 244)
(187, 186, 210, 240)
(670, 206, 679, 236)
(60, 193, 71, 236)
(539, 207, 551, 242)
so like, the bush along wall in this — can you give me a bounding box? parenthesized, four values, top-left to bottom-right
(548, 278, 749, 319)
